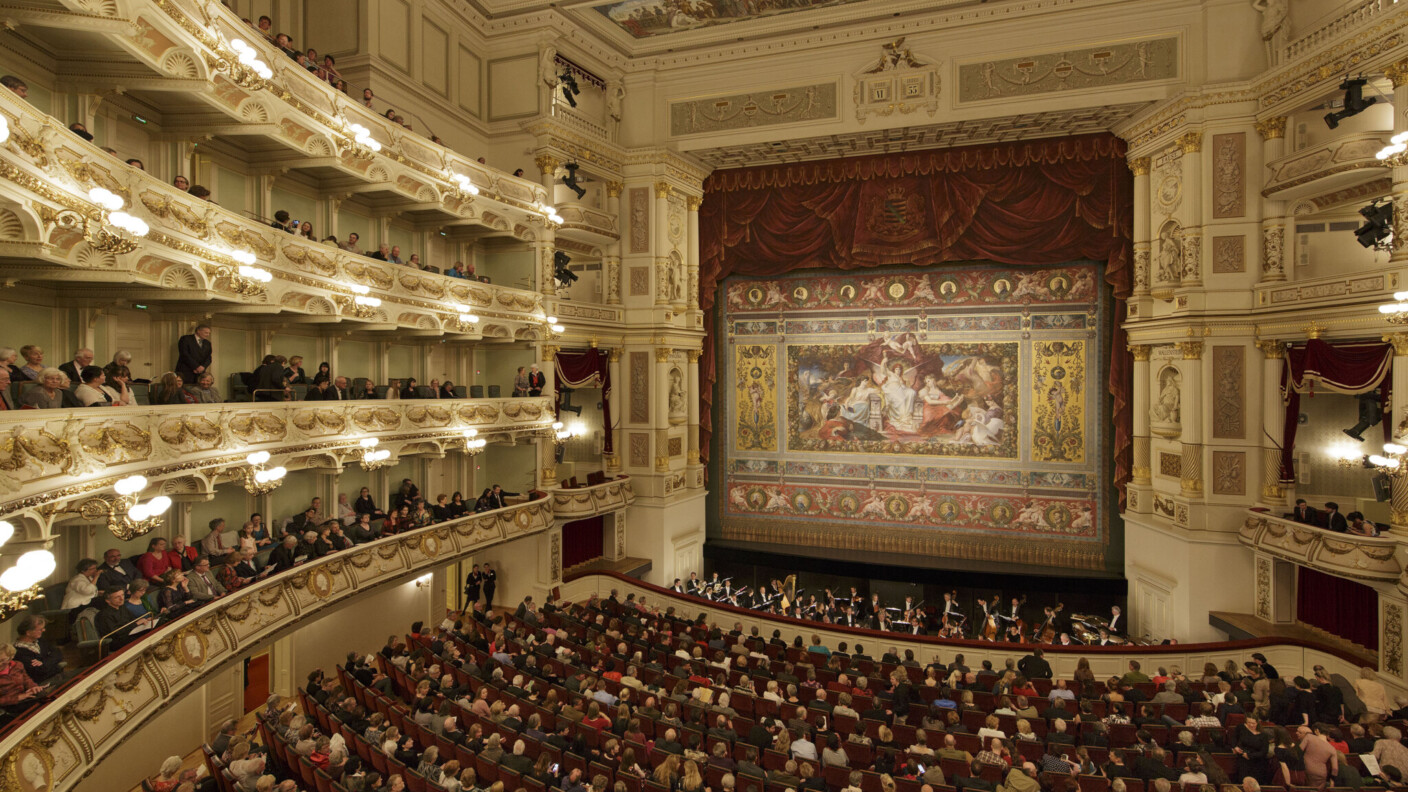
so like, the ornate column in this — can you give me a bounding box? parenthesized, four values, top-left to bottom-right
(1256, 339, 1287, 507)
(605, 182, 623, 305)
(533, 224, 557, 297)
(655, 346, 672, 472)
(686, 195, 701, 312)
(1179, 339, 1204, 497)
(1256, 117, 1288, 283)
(1130, 158, 1151, 298)
(535, 154, 561, 195)
(1177, 133, 1203, 288)
(686, 349, 701, 475)
(1130, 344, 1152, 492)
(654, 182, 673, 306)
(540, 343, 560, 487)
(606, 348, 622, 471)
(1385, 60, 1408, 265)
(1386, 334, 1408, 536)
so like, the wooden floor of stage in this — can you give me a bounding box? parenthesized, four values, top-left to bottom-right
(1210, 611, 1376, 667)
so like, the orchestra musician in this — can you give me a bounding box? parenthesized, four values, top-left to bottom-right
(1107, 605, 1123, 636)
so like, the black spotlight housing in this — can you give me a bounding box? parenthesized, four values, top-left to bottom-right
(1356, 199, 1393, 249)
(1325, 76, 1377, 129)
(553, 250, 577, 287)
(559, 70, 580, 108)
(561, 162, 587, 200)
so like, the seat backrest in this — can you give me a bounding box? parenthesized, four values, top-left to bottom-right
(469, 385, 484, 398)
(487, 384, 501, 397)
(292, 384, 309, 399)
(453, 385, 467, 398)
(375, 385, 390, 399)
(416, 386, 434, 398)
(75, 608, 99, 642)
(130, 382, 151, 405)
(229, 373, 251, 401)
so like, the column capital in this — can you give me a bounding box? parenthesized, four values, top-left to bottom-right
(1384, 333, 1408, 356)
(1255, 116, 1287, 140)
(608, 347, 622, 363)
(1255, 338, 1284, 359)
(1128, 157, 1151, 176)
(605, 181, 623, 198)
(1387, 58, 1408, 89)
(685, 195, 703, 211)
(685, 349, 702, 363)
(1176, 131, 1203, 154)
(534, 154, 561, 176)
(1178, 341, 1204, 360)
(654, 347, 673, 363)
(1127, 344, 1152, 361)
(541, 344, 559, 360)
(654, 181, 674, 199)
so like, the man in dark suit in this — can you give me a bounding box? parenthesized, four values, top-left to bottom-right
(1323, 502, 1349, 533)
(59, 348, 93, 388)
(527, 364, 546, 396)
(327, 376, 352, 401)
(97, 548, 139, 590)
(304, 379, 332, 400)
(1290, 498, 1318, 525)
(954, 761, 995, 792)
(175, 324, 213, 384)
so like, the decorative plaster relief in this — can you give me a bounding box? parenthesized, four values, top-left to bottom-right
(1212, 451, 1246, 496)
(670, 83, 837, 136)
(1212, 133, 1246, 218)
(957, 36, 1179, 103)
(1212, 346, 1245, 439)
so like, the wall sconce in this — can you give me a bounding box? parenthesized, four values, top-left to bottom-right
(552, 421, 585, 446)
(343, 123, 382, 159)
(414, 573, 434, 588)
(360, 438, 392, 470)
(71, 475, 172, 541)
(75, 187, 149, 254)
(343, 284, 382, 318)
(0, 520, 55, 622)
(452, 173, 480, 197)
(1334, 441, 1408, 474)
(243, 451, 287, 494)
(538, 203, 564, 225)
(216, 249, 272, 296)
(225, 38, 274, 89)
(452, 305, 479, 332)
(462, 429, 487, 456)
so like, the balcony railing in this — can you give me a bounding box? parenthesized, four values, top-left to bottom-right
(0, 498, 554, 792)
(550, 475, 635, 520)
(1239, 509, 1401, 582)
(0, 397, 553, 520)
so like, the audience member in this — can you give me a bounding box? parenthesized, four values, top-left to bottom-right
(175, 324, 213, 384)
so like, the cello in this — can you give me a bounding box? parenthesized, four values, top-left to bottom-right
(1036, 603, 1065, 643)
(979, 596, 1000, 641)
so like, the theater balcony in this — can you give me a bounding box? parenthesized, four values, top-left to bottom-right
(1238, 509, 1402, 583)
(549, 475, 635, 522)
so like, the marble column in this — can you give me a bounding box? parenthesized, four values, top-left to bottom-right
(686, 349, 701, 475)
(605, 182, 623, 305)
(606, 348, 622, 471)
(1177, 133, 1203, 288)
(654, 182, 673, 306)
(1386, 334, 1408, 536)
(1130, 158, 1151, 298)
(540, 343, 560, 487)
(1386, 60, 1408, 266)
(533, 225, 557, 297)
(655, 346, 672, 472)
(686, 196, 701, 312)
(1130, 344, 1152, 493)
(1256, 339, 1287, 507)
(1256, 117, 1288, 283)
(1179, 339, 1204, 497)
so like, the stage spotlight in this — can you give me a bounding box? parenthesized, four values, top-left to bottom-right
(553, 250, 577, 287)
(561, 162, 587, 200)
(559, 70, 580, 108)
(1344, 392, 1385, 442)
(1325, 77, 1376, 129)
(1356, 199, 1393, 250)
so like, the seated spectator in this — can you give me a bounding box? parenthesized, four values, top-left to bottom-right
(362, 88, 375, 107)
(268, 535, 300, 573)
(103, 364, 134, 405)
(188, 185, 212, 201)
(370, 243, 391, 261)
(273, 32, 297, 58)
(173, 175, 190, 191)
(1, 75, 28, 99)
(95, 587, 152, 650)
(394, 479, 420, 509)
(407, 253, 424, 269)
(389, 245, 403, 264)
(337, 493, 357, 525)
(168, 535, 198, 571)
(339, 232, 361, 253)
(400, 377, 420, 399)
(0, 643, 47, 714)
(216, 551, 254, 592)
(358, 379, 377, 399)
(355, 487, 388, 522)
(12, 615, 67, 685)
(149, 756, 184, 792)
(1348, 511, 1378, 536)
(155, 372, 198, 405)
(61, 558, 101, 610)
(446, 261, 467, 278)
(253, 354, 285, 401)
(439, 380, 456, 399)
(513, 168, 525, 177)
(299, 223, 314, 240)
(126, 158, 144, 170)
(383, 378, 400, 399)
(271, 210, 295, 233)
(322, 235, 339, 247)
(21, 367, 65, 408)
(190, 372, 222, 403)
(474, 488, 494, 513)
(137, 536, 174, 583)
(14, 344, 43, 381)
(154, 570, 195, 617)
(311, 362, 331, 385)
(284, 356, 308, 385)
(74, 366, 112, 406)
(255, 15, 272, 36)
(305, 379, 333, 400)
(321, 54, 341, 83)
(69, 122, 93, 141)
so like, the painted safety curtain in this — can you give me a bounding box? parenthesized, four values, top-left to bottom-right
(1278, 339, 1392, 481)
(554, 348, 612, 454)
(697, 133, 1134, 503)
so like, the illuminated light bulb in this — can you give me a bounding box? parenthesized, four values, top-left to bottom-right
(146, 495, 172, 516)
(232, 250, 257, 265)
(360, 438, 380, 448)
(270, 467, 286, 480)
(88, 187, 123, 211)
(254, 62, 273, 80)
(1385, 443, 1407, 456)
(0, 115, 10, 144)
(231, 38, 250, 53)
(128, 503, 150, 522)
(0, 549, 50, 591)
(551, 324, 565, 333)
(552, 422, 564, 430)
(1369, 455, 1400, 468)
(247, 450, 271, 465)
(459, 313, 478, 323)
(349, 283, 370, 295)
(0, 520, 12, 547)
(547, 316, 558, 324)
(463, 429, 478, 438)
(354, 295, 381, 307)
(115, 475, 147, 496)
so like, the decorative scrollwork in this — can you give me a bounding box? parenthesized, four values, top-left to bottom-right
(0, 429, 74, 475)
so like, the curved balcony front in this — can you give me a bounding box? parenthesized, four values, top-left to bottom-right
(1238, 509, 1402, 583)
(550, 475, 635, 521)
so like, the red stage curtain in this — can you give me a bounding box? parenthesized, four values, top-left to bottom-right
(699, 133, 1134, 503)
(1277, 340, 1392, 480)
(554, 348, 612, 454)
(1296, 566, 1379, 651)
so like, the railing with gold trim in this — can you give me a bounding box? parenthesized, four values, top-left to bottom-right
(1238, 509, 1402, 583)
(0, 497, 554, 792)
(550, 476, 635, 520)
(0, 397, 553, 526)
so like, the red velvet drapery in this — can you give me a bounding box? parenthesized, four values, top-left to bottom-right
(698, 133, 1134, 503)
(554, 348, 613, 454)
(1277, 340, 1393, 480)
(1296, 566, 1379, 651)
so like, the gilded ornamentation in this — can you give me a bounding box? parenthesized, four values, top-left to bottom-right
(155, 416, 221, 450)
(1179, 341, 1203, 360)
(1128, 157, 1151, 176)
(1127, 344, 1152, 361)
(0, 429, 75, 476)
(1255, 116, 1287, 140)
(629, 188, 650, 254)
(1032, 340, 1086, 463)
(957, 36, 1178, 102)
(1159, 452, 1182, 478)
(1177, 131, 1202, 153)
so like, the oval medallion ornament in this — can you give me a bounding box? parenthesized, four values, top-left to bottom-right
(308, 567, 335, 599)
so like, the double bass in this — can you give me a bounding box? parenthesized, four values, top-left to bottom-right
(939, 591, 964, 638)
(1036, 603, 1065, 643)
(978, 596, 999, 641)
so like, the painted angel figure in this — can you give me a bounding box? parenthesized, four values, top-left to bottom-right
(874, 354, 920, 432)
